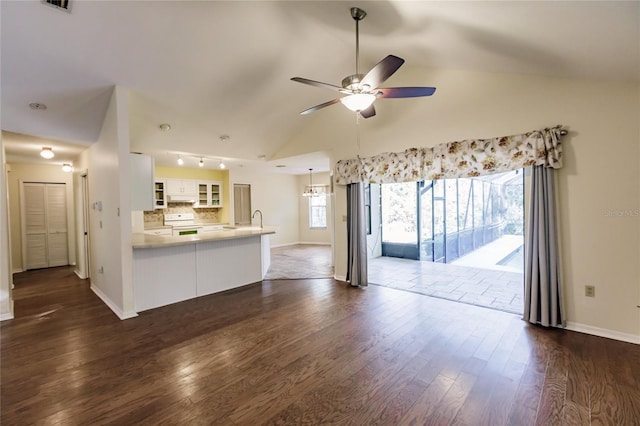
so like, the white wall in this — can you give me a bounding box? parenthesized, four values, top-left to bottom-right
(81, 86, 136, 319)
(298, 172, 331, 245)
(0, 143, 14, 320)
(6, 162, 77, 272)
(228, 168, 299, 247)
(277, 68, 640, 343)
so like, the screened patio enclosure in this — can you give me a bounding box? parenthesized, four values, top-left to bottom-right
(380, 170, 524, 270)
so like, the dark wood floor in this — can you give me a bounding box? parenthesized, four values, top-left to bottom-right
(2, 267, 639, 425)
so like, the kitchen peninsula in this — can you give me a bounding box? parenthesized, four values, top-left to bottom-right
(132, 226, 275, 312)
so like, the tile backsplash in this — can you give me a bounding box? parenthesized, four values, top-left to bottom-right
(144, 203, 220, 227)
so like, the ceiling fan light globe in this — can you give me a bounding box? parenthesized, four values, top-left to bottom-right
(340, 93, 376, 112)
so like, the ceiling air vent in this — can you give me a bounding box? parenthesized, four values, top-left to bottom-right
(42, 0, 71, 12)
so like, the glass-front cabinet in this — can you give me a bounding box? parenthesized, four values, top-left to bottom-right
(195, 181, 223, 208)
(154, 180, 167, 209)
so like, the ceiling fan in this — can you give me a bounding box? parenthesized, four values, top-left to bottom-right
(291, 7, 436, 119)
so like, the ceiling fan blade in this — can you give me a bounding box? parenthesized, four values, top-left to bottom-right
(359, 55, 405, 90)
(377, 87, 437, 98)
(291, 77, 347, 93)
(359, 104, 376, 119)
(300, 98, 341, 115)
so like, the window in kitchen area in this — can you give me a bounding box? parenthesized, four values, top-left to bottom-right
(309, 194, 327, 228)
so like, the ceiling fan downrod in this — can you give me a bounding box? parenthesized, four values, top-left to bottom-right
(342, 7, 367, 91)
(351, 7, 366, 76)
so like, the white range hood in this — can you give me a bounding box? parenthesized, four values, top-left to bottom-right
(167, 194, 195, 203)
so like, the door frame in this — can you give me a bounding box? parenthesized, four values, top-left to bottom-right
(80, 171, 91, 279)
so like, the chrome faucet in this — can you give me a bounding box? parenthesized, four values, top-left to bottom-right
(252, 209, 263, 228)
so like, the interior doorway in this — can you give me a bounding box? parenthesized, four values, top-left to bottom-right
(369, 170, 525, 314)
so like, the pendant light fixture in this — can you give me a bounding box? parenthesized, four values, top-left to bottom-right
(302, 168, 319, 197)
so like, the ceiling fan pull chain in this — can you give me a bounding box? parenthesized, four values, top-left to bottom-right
(356, 112, 361, 154)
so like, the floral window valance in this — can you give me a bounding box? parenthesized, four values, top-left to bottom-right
(334, 125, 564, 185)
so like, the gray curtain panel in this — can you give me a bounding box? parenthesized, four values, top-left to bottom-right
(524, 165, 565, 327)
(346, 183, 368, 287)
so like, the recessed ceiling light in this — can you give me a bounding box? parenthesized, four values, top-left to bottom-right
(257, 154, 266, 160)
(29, 102, 47, 110)
(275, 165, 286, 168)
(219, 135, 230, 142)
(40, 147, 54, 159)
(159, 123, 171, 132)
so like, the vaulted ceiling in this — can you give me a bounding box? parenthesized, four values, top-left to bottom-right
(2, 1, 638, 173)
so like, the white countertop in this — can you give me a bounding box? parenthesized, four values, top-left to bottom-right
(132, 226, 276, 249)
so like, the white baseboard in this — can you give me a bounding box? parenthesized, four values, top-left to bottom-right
(271, 241, 332, 248)
(566, 321, 640, 345)
(74, 269, 88, 280)
(0, 300, 14, 321)
(90, 284, 138, 320)
(12, 268, 23, 274)
(334, 274, 347, 282)
(0, 312, 14, 321)
(270, 242, 298, 248)
(298, 242, 331, 246)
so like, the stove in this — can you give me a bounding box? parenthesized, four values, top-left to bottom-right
(163, 213, 202, 236)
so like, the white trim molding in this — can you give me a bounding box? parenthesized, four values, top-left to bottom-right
(566, 321, 640, 345)
(91, 284, 138, 320)
(0, 312, 14, 321)
(334, 274, 347, 282)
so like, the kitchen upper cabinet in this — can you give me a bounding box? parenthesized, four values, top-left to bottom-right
(195, 181, 223, 208)
(154, 180, 167, 209)
(166, 179, 197, 198)
(130, 153, 155, 211)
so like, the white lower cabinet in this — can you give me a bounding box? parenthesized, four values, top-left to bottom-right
(195, 237, 261, 295)
(133, 244, 197, 312)
(133, 235, 269, 312)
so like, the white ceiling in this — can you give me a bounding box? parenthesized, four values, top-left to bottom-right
(2, 1, 639, 174)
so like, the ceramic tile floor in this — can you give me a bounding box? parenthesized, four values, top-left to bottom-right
(266, 244, 523, 315)
(368, 256, 524, 314)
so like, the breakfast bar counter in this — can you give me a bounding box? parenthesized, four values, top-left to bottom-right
(132, 227, 275, 312)
(132, 226, 276, 248)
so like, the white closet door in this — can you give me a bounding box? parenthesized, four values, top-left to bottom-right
(46, 184, 69, 267)
(24, 183, 48, 269)
(23, 182, 69, 269)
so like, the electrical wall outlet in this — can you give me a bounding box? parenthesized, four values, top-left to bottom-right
(585, 285, 595, 297)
